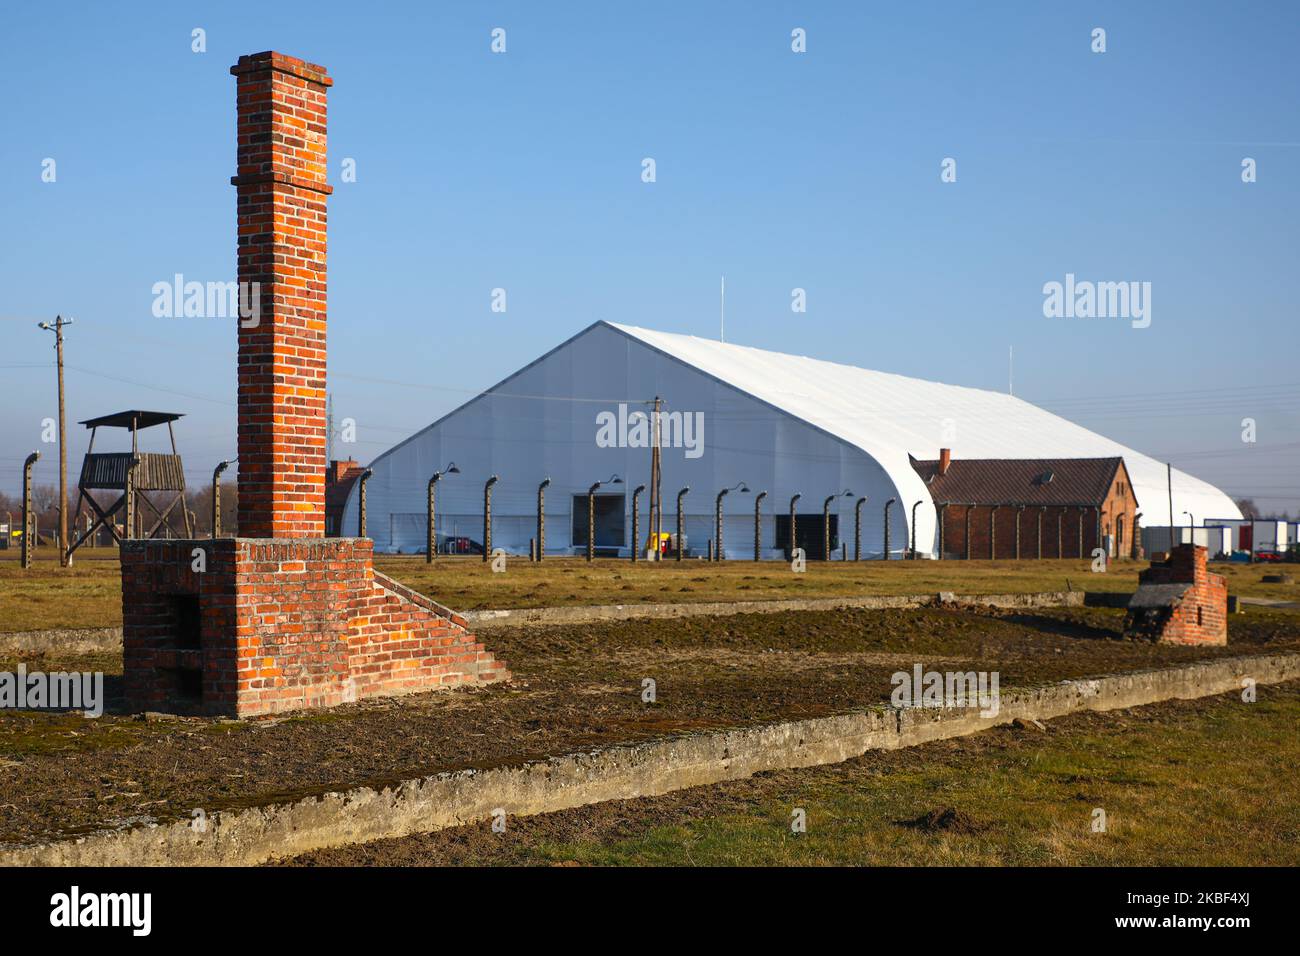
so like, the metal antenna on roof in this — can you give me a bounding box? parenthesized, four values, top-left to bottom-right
(1167, 462, 1175, 554)
(720, 276, 725, 342)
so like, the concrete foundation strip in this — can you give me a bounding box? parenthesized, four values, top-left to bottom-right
(9, 589, 1286, 648)
(3, 652, 1295, 866)
(0, 592, 1093, 652)
(464, 589, 1092, 627)
(0, 627, 123, 655)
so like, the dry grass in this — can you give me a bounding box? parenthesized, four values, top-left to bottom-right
(283, 683, 1300, 867)
(2, 549, 1296, 632)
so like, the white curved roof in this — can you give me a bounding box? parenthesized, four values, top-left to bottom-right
(610, 322, 1240, 527)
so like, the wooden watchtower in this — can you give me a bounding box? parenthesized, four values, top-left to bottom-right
(67, 410, 192, 558)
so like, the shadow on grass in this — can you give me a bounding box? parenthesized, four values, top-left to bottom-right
(1002, 613, 1122, 643)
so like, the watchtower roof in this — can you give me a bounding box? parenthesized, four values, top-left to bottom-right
(79, 410, 185, 430)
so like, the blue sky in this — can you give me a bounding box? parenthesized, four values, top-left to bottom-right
(1, 1, 1297, 513)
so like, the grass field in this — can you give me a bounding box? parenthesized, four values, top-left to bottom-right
(283, 683, 1300, 867)
(3, 599, 1297, 845)
(4, 543, 1297, 859)
(2, 550, 1297, 632)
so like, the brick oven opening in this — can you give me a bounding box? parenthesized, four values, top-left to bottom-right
(164, 666, 204, 705)
(165, 593, 202, 650)
(163, 593, 204, 707)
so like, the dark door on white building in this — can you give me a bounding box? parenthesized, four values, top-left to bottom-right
(571, 494, 626, 556)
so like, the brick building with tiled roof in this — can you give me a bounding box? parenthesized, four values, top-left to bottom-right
(910, 449, 1140, 560)
(325, 459, 365, 537)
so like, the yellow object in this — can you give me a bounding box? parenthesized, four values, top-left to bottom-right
(645, 531, 673, 554)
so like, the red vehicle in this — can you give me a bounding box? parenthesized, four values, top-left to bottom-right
(431, 534, 483, 556)
(1255, 550, 1283, 563)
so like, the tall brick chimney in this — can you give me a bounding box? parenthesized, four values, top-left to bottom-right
(938, 448, 951, 477)
(121, 52, 507, 718)
(231, 52, 332, 538)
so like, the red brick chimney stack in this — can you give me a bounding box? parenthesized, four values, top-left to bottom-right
(1168, 542, 1208, 581)
(327, 459, 362, 485)
(121, 53, 508, 718)
(938, 448, 951, 477)
(231, 52, 333, 538)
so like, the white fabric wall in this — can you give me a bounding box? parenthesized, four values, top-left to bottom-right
(342, 323, 920, 557)
(614, 323, 1241, 529)
(1144, 525, 1233, 557)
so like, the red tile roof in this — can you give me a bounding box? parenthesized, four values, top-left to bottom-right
(910, 456, 1125, 507)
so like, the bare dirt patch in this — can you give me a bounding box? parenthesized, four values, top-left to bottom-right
(899, 807, 989, 835)
(1, 603, 1296, 847)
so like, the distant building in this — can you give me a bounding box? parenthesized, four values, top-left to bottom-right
(325, 459, 364, 537)
(1141, 517, 1293, 559)
(910, 452, 1139, 560)
(341, 321, 1240, 558)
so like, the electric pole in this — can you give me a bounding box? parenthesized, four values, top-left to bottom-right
(326, 392, 335, 462)
(38, 315, 73, 567)
(650, 396, 662, 557)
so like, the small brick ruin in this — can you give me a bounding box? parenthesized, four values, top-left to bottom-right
(121, 51, 508, 717)
(1123, 544, 1227, 645)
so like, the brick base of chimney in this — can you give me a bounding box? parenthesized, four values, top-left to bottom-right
(1123, 544, 1228, 646)
(121, 538, 508, 717)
